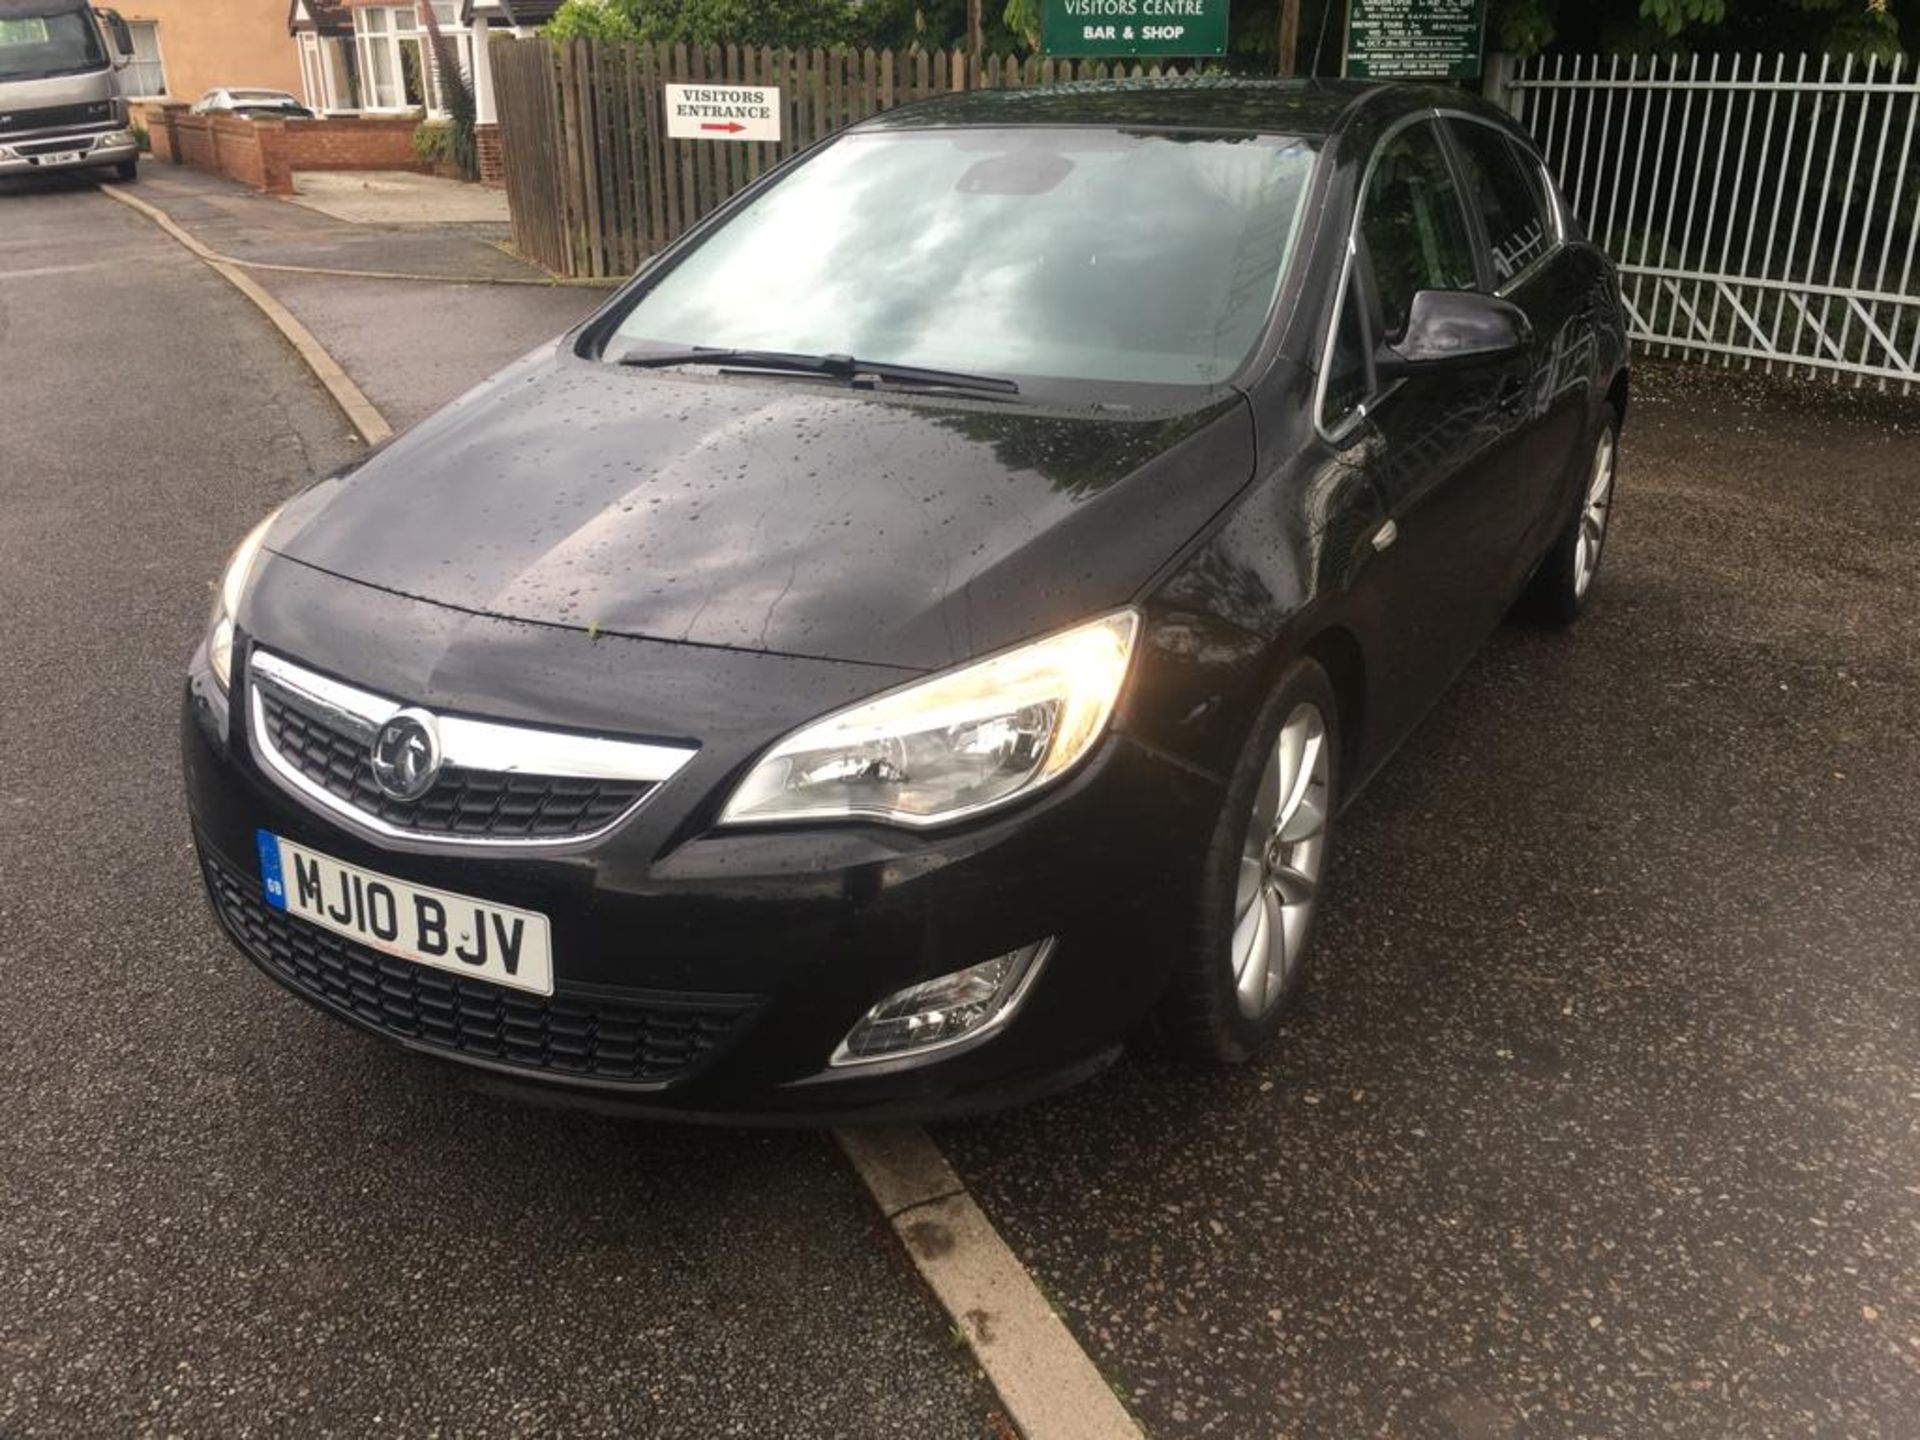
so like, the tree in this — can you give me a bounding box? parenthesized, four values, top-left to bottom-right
(420, 0, 476, 180)
(547, 0, 1909, 63)
(1492, 0, 1908, 58)
(546, 0, 856, 48)
(1003, 0, 1042, 51)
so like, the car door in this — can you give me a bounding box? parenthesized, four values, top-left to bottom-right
(1442, 116, 1591, 581)
(1321, 117, 1531, 746)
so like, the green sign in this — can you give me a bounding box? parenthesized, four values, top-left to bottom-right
(1042, 0, 1231, 59)
(1345, 0, 1488, 80)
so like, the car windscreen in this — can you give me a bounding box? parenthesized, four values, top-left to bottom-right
(0, 7, 104, 83)
(607, 127, 1318, 390)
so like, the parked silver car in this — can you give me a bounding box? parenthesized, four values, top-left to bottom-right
(190, 87, 314, 120)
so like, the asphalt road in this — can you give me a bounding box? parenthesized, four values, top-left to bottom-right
(258, 271, 603, 433)
(940, 373, 1920, 1438)
(5, 168, 1917, 1440)
(0, 179, 999, 1439)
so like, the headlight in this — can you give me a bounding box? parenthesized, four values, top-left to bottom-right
(206, 507, 281, 691)
(719, 610, 1139, 828)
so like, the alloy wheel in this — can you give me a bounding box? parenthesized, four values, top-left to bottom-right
(1573, 428, 1616, 599)
(1231, 702, 1331, 1020)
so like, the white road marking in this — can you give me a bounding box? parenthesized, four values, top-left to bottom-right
(0, 261, 116, 281)
(838, 1126, 1146, 1440)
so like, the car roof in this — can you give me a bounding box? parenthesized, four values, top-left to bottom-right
(854, 77, 1456, 139)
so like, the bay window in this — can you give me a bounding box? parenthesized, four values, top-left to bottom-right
(354, 4, 473, 118)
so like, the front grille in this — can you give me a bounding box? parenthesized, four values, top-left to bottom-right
(14, 131, 109, 156)
(259, 690, 655, 840)
(0, 100, 113, 139)
(204, 854, 759, 1084)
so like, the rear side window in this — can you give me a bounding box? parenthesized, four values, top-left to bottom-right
(1358, 121, 1478, 343)
(1447, 120, 1553, 285)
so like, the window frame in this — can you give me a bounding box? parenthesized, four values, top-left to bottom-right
(1435, 113, 1561, 295)
(1315, 110, 1568, 443)
(1314, 111, 1479, 442)
(353, 5, 473, 117)
(123, 18, 166, 98)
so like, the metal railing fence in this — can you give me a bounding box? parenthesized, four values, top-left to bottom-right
(1501, 53, 1920, 392)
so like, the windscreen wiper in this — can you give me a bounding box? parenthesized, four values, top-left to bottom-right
(616, 347, 1019, 396)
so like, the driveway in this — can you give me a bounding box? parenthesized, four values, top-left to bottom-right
(0, 178, 1000, 1440)
(939, 372, 1920, 1438)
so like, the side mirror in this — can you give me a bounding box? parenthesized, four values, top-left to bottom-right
(1376, 290, 1531, 378)
(98, 8, 135, 62)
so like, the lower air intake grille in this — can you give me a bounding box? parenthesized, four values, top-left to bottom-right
(204, 854, 758, 1085)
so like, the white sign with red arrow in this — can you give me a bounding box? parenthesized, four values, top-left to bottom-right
(664, 84, 782, 143)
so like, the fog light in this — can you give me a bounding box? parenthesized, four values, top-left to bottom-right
(830, 940, 1053, 1067)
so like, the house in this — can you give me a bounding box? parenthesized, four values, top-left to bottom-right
(137, 0, 564, 191)
(115, 0, 307, 105)
(288, 0, 562, 125)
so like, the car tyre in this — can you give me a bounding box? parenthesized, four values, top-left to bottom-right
(1524, 403, 1619, 624)
(1156, 656, 1340, 1064)
(112, 158, 138, 182)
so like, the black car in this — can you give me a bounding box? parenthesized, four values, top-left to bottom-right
(183, 79, 1628, 1121)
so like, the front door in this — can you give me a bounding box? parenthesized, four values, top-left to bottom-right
(1442, 116, 1591, 584)
(1330, 118, 1531, 746)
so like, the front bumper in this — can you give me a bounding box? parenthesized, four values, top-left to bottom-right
(0, 128, 137, 176)
(182, 642, 1222, 1122)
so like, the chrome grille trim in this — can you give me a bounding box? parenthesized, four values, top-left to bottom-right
(247, 648, 698, 847)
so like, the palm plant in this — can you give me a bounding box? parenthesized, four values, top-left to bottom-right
(419, 1, 478, 181)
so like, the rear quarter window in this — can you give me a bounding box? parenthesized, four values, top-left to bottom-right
(1446, 119, 1554, 286)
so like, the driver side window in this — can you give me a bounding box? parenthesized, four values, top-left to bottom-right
(1320, 120, 1480, 432)
(1358, 122, 1478, 342)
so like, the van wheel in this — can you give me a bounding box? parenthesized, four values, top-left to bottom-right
(1524, 405, 1618, 623)
(112, 159, 138, 182)
(1155, 657, 1340, 1063)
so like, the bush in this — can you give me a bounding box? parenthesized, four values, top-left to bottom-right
(131, 122, 149, 152)
(548, 0, 855, 48)
(411, 120, 452, 163)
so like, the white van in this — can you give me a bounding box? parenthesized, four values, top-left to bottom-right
(0, 0, 140, 182)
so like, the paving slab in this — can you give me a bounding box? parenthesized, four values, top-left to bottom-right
(290, 169, 512, 226)
(131, 163, 549, 281)
(936, 368, 1920, 1439)
(0, 178, 1002, 1440)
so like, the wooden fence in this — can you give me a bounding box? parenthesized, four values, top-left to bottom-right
(492, 38, 1193, 279)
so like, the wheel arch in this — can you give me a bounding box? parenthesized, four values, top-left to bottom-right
(1605, 366, 1630, 424)
(1299, 623, 1367, 776)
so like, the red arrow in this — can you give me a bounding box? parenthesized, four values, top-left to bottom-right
(700, 121, 746, 134)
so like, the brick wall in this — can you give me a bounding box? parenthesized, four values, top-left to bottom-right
(279, 118, 429, 180)
(475, 123, 504, 188)
(134, 101, 182, 163)
(177, 114, 279, 191)
(132, 102, 431, 196)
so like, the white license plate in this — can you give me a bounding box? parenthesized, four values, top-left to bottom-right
(35, 151, 84, 166)
(256, 830, 554, 996)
